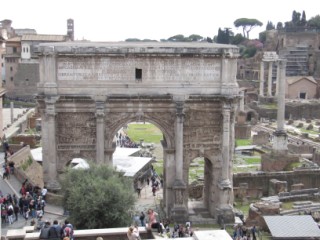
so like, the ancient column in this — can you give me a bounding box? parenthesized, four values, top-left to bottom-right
(175, 101, 184, 182)
(216, 102, 234, 224)
(221, 103, 231, 183)
(95, 101, 105, 164)
(171, 101, 187, 222)
(10, 102, 14, 124)
(267, 62, 273, 97)
(272, 59, 288, 152)
(240, 91, 245, 112)
(275, 62, 280, 97)
(43, 97, 60, 190)
(259, 62, 265, 96)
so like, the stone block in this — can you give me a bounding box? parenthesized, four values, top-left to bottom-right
(291, 183, 304, 191)
(269, 179, 287, 196)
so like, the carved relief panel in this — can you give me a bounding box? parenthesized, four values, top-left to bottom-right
(57, 112, 96, 144)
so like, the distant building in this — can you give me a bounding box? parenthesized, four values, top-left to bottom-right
(286, 76, 318, 99)
(3, 19, 73, 99)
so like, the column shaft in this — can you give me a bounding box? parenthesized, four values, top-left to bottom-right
(96, 102, 105, 164)
(43, 98, 59, 189)
(268, 62, 273, 96)
(275, 62, 280, 97)
(175, 103, 184, 181)
(277, 60, 287, 131)
(222, 104, 230, 181)
(259, 62, 265, 96)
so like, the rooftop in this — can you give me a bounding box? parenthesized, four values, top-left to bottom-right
(264, 215, 320, 238)
(21, 34, 67, 42)
(37, 41, 239, 56)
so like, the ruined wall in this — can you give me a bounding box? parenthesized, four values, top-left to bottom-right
(233, 169, 320, 196)
(279, 31, 320, 49)
(10, 63, 39, 99)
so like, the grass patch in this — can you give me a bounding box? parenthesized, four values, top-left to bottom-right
(281, 201, 294, 210)
(284, 161, 302, 171)
(236, 139, 252, 146)
(3, 99, 36, 108)
(20, 156, 33, 171)
(259, 103, 278, 109)
(233, 166, 260, 173)
(243, 157, 261, 164)
(153, 159, 163, 177)
(126, 123, 163, 143)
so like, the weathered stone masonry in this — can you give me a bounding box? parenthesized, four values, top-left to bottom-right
(37, 42, 240, 222)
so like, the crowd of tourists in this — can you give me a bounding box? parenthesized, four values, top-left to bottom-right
(0, 179, 47, 225)
(118, 133, 139, 148)
(39, 219, 75, 240)
(232, 224, 258, 240)
(130, 208, 193, 239)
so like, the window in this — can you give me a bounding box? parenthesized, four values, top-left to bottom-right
(10, 66, 13, 71)
(299, 92, 306, 99)
(13, 47, 17, 53)
(135, 68, 142, 81)
(10, 77, 13, 81)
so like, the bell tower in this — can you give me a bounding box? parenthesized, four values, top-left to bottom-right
(67, 19, 74, 41)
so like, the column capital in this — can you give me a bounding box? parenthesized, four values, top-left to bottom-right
(95, 101, 105, 118)
(175, 101, 185, 122)
(278, 59, 287, 69)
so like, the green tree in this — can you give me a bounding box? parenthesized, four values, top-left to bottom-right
(187, 34, 204, 42)
(216, 28, 233, 44)
(276, 22, 283, 30)
(231, 33, 245, 45)
(61, 163, 136, 229)
(291, 10, 301, 26)
(233, 18, 263, 39)
(206, 37, 213, 43)
(266, 21, 275, 30)
(167, 34, 187, 42)
(301, 11, 307, 26)
(308, 15, 320, 28)
(125, 38, 142, 42)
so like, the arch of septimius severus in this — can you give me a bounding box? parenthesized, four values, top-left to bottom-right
(36, 42, 240, 223)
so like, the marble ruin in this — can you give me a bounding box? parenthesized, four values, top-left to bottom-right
(36, 42, 240, 222)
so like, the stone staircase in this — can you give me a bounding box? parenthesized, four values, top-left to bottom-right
(279, 45, 309, 76)
(188, 201, 217, 225)
(280, 201, 320, 215)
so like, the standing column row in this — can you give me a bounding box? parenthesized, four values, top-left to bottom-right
(259, 60, 281, 97)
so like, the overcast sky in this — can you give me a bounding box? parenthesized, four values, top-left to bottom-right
(2, 0, 319, 42)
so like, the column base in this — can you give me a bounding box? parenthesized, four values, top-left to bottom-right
(216, 206, 235, 225)
(171, 205, 188, 223)
(272, 130, 288, 152)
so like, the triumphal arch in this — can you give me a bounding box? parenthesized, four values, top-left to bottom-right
(37, 42, 239, 223)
